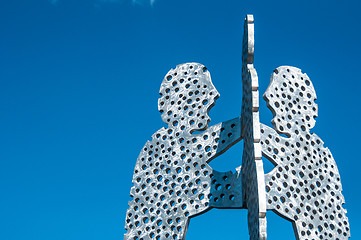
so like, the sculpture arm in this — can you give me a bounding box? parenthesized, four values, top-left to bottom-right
(196, 116, 242, 163)
(259, 123, 284, 167)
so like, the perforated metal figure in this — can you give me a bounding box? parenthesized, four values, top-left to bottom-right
(124, 63, 244, 240)
(124, 14, 351, 240)
(260, 66, 350, 239)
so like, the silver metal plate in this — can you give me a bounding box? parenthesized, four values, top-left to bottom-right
(123, 14, 351, 240)
(260, 66, 350, 240)
(124, 63, 243, 240)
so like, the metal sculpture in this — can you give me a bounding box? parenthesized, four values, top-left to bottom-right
(241, 15, 267, 240)
(261, 66, 351, 240)
(124, 62, 244, 240)
(124, 14, 350, 240)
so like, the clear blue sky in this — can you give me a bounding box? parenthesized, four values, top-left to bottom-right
(1, 0, 360, 239)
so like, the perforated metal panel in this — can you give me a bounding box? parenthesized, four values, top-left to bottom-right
(123, 14, 350, 240)
(124, 63, 244, 240)
(261, 66, 350, 240)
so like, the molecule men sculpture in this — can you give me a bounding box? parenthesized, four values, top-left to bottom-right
(124, 15, 350, 240)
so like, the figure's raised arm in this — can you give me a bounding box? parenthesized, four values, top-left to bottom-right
(259, 123, 285, 168)
(188, 116, 242, 164)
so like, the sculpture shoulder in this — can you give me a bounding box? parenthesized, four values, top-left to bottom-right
(260, 123, 283, 141)
(136, 127, 167, 157)
(260, 123, 275, 135)
(309, 132, 341, 174)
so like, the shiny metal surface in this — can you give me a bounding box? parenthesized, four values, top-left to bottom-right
(241, 14, 267, 240)
(123, 14, 350, 240)
(261, 66, 351, 239)
(124, 62, 243, 240)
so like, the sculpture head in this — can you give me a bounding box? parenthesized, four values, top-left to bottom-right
(158, 63, 219, 134)
(263, 66, 318, 136)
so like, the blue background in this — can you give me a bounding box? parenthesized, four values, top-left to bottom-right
(1, 0, 360, 239)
